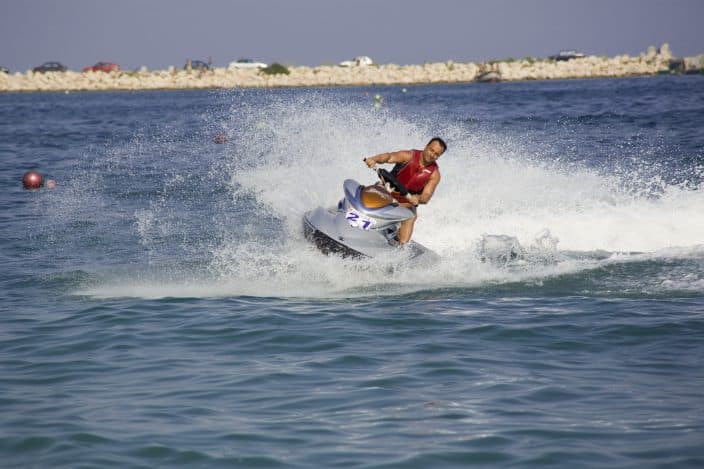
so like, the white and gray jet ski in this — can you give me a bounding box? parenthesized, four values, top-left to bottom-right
(303, 169, 438, 262)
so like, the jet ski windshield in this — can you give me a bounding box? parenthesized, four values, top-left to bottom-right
(361, 185, 396, 209)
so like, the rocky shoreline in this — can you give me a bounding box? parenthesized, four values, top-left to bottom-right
(1, 45, 701, 93)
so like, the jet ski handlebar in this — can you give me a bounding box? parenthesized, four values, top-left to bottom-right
(376, 168, 409, 197)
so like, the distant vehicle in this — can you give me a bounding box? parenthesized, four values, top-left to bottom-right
(82, 62, 120, 73)
(184, 60, 211, 71)
(0, 66, 9, 74)
(339, 56, 374, 67)
(32, 62, 68, 73)
(549, 50, 586, 61)
(228, 58, 267, 69)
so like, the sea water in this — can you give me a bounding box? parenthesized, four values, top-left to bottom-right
(1, 76, 703, 468)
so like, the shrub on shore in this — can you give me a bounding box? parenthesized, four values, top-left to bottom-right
(260, 63, 290, 75)
(488, 58, 515, 65)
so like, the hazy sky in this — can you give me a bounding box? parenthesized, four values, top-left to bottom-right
(1, 0, 702, 72)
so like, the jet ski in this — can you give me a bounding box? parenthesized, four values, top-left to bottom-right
(303, 169, 438, 262)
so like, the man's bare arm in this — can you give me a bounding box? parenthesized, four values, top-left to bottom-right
(417, 171, 441, 204)
(364, 150, 412, 168)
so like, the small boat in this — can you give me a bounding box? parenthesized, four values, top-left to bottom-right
(476, 71, 501, 83)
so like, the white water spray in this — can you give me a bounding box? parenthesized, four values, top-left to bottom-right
(78, 91, 704, 298)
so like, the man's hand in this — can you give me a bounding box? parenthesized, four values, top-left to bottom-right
(406, 194, 420, 206)
(363, 157, 377, 169)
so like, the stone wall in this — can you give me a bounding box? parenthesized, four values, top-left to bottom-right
(0, 44, 698, 93)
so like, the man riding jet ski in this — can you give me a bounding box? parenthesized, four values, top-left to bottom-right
(363, 138, 447, 244)
(303, 138, 447, 261)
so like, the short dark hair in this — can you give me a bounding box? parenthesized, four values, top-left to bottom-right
(428, 137, 447, 153)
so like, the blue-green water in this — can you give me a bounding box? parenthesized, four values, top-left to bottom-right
(1, 76, 703, 468)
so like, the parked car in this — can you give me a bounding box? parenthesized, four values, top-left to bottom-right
(184, 60, 211, 71)
(32, 62, 68, 73)
(549, 50, 586, 61)
(0, 66, 9, 74)
(228, 58, 267, 69)
(339, 56, 374, 67)
(82, 62, 120, 72)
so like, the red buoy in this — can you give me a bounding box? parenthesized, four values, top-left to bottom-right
(22, 170, 44, 190)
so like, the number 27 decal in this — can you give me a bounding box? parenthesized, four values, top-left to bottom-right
(346, 209, 374, 230)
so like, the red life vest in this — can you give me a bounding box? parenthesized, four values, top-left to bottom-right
(391, 149, 439, 202)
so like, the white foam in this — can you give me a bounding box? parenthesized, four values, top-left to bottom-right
(224, 95, 704, 253)
(78, 93, 704, 298)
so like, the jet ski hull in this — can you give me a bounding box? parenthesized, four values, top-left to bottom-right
(303, 210, 366, 258)
(302, 182, 438, 263)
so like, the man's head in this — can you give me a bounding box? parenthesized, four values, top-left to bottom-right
(422, 137, 447, 164)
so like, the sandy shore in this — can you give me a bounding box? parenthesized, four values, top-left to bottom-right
(1, 45, 701, 93)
